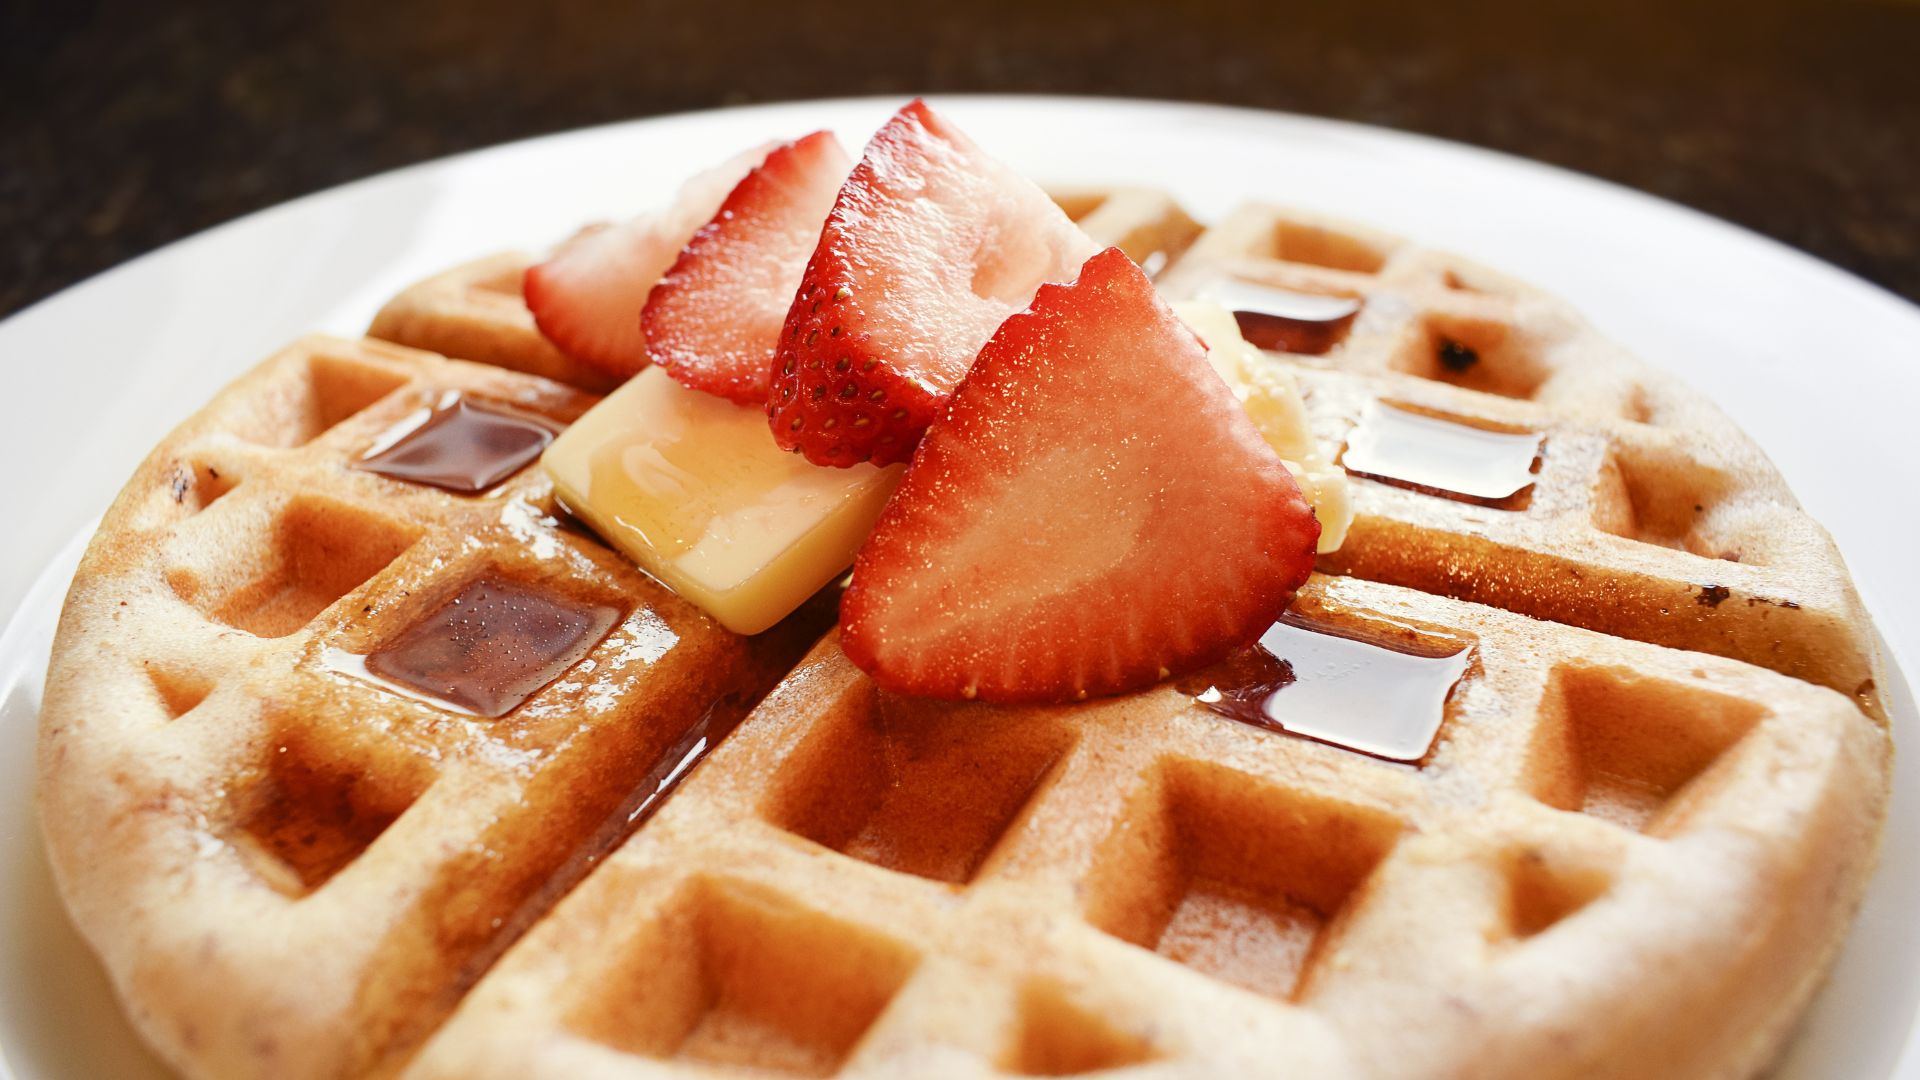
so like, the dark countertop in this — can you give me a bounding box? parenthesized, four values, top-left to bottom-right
(5, 0, 1917, 319)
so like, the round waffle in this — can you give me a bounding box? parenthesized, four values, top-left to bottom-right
(39, 192, 1889, 1079)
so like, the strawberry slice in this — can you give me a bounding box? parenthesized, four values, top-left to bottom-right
(523, 141, 775, 380)
(644, 131, 852, 405)
(769, 99, 1099, 467)
(841, 247, 1321, 704)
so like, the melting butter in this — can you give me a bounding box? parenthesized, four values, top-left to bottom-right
(1175, 301, 1354, 553)
(543, 368, 903, 635)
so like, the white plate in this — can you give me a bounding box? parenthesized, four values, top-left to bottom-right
(0, 95, 1915, 1079)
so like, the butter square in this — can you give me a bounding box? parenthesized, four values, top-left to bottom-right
(543, 367, 904, 634)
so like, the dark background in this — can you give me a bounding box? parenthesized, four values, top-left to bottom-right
(4, 0, 1917, 319)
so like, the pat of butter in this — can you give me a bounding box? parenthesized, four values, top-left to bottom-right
(543, 367, 904, 635)
(1176, 301, 1354, 553)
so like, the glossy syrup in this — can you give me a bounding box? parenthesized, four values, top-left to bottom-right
(619, 699, 740, 830)
(1340, 401, 1543, 504)
(1185, 612, 1472, 762)
(356, 392, 559, 494)
(351, 577, 621, 717)
(1201, 278, 1362, 355)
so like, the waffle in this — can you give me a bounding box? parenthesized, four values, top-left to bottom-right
(406, 579, 1884, 1080)
(366, 187, 1203, 392)
(1045, 185, 1203, 276)
(1156, 203, 1885, 721)
(41, 189, 1890, 1080)
(368, 253, 620, 392)
(37, 336, 835, 1077)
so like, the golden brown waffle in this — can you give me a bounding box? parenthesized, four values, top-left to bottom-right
(366, 187, 1203, 390)
(1047, 184, 1203, 276)
(1156, 203, 1885, 720)
(37, 335, 833, 1077)
(369, 253, 620, 391)
(406, 577, 1885, 1079)
(43, 191, 1893, 1080)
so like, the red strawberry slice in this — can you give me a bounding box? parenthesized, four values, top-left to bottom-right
(841, 247, 1321, 704)
(644, 131, 852, 405)
(523, 141, 775, 380)
(769, 99, 1099, 467)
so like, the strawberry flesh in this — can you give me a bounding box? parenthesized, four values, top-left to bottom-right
(841, 247, 1321, 704)
(524, 141, 775, 380)
(645, 131, 852, 405)
(769, 100, 1098, 467)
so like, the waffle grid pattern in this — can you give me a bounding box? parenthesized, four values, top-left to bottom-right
(1155, 203, 1883, 719)
(40, 190, 1893, 1080)
(38, 336, 830, 1077)
(409, 578, 1884, 1080)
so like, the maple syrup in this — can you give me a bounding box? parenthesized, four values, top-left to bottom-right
(338, 577, 620, 717)
(1200, 278, 1362, 355)
(356, 392, 560, 494)
(1186, 612, 1471, 762)
(1340, 401, 1542, 504)
(621, 703, 733, 830)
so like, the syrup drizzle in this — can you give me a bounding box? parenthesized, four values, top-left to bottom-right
(621, 700, 735, 829)
(1341, 401, 1543, 504)
(356, 392, 560, 494)
(339, 577, 621, 718)
(1186, 612, 1472, 763)
(1200, 278, 1362, 355)
(1187, 648, 1297, 728)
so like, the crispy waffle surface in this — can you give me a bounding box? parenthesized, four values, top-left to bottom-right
(39, 191, 1891, 1080)
(1155, 204, 1885, 721)
(368, 253, 620, 392)
(37, 336, 835, 1077)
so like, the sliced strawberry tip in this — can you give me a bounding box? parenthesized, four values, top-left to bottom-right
(769, 99, 1099, 467)
(841, 247, 1321, 704)
(644, 131, 852, 405)
(523, 140, 777, 380)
